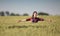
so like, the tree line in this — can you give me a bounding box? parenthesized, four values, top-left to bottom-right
(0, 11, 49, 16)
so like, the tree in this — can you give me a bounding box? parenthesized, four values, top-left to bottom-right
(15, 14, 20, 16)
(5, 11, 10, 16)
(23, 13, 29, 16)
(0, 11, 5, 16)
(38, 12, 49, 16)
(10, 13, 15, 16)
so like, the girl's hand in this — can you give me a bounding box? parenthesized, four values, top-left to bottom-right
(49, 19, 52, 22)
(17, 19, 26, 23)
(47, 18, 53, 22)
(45, 18, 52, 22)
(17, 20, 21, 23)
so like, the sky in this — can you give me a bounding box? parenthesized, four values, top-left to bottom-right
(0, 0, 60, 16)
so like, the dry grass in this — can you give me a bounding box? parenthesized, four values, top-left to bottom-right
(0, 16, 60, 36)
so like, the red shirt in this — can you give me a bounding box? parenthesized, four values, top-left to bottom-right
(26, 17, 44, 23)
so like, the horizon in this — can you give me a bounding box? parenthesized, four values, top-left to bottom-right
(0, 0, 60, 16)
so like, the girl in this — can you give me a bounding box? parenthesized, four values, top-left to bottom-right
(18, 11, 52, 23)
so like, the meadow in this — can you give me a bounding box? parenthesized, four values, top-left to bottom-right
(0, 16, 60, 36)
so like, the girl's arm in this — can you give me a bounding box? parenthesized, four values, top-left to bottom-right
(39, 18, 52, 22)
(17, 18, 31, 23)
(45, 18, 52, 22)
(17, 19, 26, 23)
(39, 18, 44, 21)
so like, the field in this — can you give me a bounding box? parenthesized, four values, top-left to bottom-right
(0, 16, 60, 36)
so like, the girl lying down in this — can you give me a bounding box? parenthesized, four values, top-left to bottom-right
(17, 11, 52, 23)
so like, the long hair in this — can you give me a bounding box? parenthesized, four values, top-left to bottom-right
(32, 11, 37, 18)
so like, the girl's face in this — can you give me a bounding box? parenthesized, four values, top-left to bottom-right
(34, 13, 37, 18)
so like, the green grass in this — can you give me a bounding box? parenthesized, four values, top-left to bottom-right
(0, 16, 60, 36)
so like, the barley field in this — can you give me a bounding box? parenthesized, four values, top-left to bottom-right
(0, 16, 60, 36)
